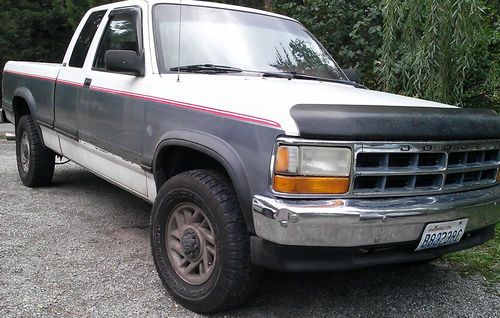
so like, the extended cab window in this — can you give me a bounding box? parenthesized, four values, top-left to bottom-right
(94, 8, 141, 70)
(69, 10, 106, 68)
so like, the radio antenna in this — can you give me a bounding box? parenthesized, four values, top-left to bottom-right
(176, 0, 183, 82)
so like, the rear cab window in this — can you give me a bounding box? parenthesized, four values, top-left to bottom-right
(69, 10, 106, 68)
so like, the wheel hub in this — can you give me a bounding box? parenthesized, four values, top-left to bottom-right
(20, 131, 30, 172)
(180, 228, 202, 261)
(165, 203, 217, 285)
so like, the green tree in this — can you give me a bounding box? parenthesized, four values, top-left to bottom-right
(269, 0, 498, 110)
(463, 0, 499, 111)
(380, 0, 485, 106)
(272, 0, 383, 88)
(0, 0, 114, 100)
(0, 0, 70, 65)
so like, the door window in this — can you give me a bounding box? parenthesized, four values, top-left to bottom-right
(93, 8, 142, 71)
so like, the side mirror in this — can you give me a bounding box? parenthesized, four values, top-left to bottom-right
(342, 68, 361, 84)
(105, 50, 145, 77)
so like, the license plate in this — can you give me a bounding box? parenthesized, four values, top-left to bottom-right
(416, 219, 468, 251)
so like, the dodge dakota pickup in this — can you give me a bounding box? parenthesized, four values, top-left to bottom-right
(2, 0, 500, 313)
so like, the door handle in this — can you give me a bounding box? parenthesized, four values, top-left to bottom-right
(83, 78, 92, 88)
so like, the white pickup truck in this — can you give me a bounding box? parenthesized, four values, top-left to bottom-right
(2, 0, 500, 313)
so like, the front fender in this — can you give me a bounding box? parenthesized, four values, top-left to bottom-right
(151, 129, 255, 232)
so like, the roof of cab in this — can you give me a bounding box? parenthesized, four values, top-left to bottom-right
(92, 0, 297, 22)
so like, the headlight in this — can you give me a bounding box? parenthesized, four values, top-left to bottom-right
(273, 145, 352, 194)
(299, 146, 351, 176)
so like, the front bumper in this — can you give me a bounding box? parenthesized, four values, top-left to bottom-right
(252, 185, 500, 247)
(250, 225, 495, 272)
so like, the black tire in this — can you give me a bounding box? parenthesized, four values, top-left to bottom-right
(150, 170, 260, 313)
(16, 115, 55, 187)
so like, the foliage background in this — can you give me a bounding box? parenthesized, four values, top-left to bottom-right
(0, 0, 498, 111)
(272, 0, 499, 111)
(0, 0, 112, 102)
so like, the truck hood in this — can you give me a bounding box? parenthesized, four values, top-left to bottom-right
(159, 75, 500, 139)
(290, 104, 500, 141)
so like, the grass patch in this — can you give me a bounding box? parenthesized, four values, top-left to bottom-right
(443, 223, 500, 283)
(0, 132, 5, 139)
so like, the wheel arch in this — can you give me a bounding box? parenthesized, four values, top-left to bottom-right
(12, 87, 37, 125)
(11, 88, 45, 145)
(152, 130, 255, 233)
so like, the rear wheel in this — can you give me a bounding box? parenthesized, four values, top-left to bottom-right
(150, 170, 259, 313)
(16, 115, 55, 187)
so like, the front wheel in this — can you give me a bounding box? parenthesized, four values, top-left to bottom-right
(150, 170, 259, 313)
(15, 115, 55, 187)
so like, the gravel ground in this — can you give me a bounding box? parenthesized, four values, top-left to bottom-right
(0, 123, 14, 134)
(0, 139, 499, 317)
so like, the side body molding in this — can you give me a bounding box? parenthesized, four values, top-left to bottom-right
(151, 130, 255, 232)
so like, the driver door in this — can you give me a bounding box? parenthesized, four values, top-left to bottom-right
(78, 6, 146, 164)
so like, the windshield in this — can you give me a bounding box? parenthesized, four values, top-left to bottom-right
(153, 4, 346, 80)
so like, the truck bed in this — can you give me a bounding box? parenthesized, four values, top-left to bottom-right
(2, 61, 61, 126)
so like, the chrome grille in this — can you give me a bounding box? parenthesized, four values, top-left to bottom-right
(353, 142, 500, 196)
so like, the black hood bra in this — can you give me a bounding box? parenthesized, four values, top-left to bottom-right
(290, 104, 500, 141)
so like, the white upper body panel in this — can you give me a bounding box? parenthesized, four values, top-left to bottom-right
(4, 61, 61, 81)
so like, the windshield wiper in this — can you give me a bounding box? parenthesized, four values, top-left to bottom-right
(261, 71, 294, 79)
(262, 71, 366, 89)
(170, 64, 243, 74)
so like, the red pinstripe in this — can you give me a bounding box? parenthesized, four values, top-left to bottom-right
(91, 85, 282, 128)
(4, 70, 56, 82)
(56, 79, 82, 87)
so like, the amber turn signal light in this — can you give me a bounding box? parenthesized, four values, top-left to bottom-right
(275, 146, 298, 174)
(273, 175, 350, 194)
(497, 170, 500, 182)
(275, 146, 290, 172)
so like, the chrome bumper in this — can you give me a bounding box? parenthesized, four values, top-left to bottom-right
(252, 185, 500, 247)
